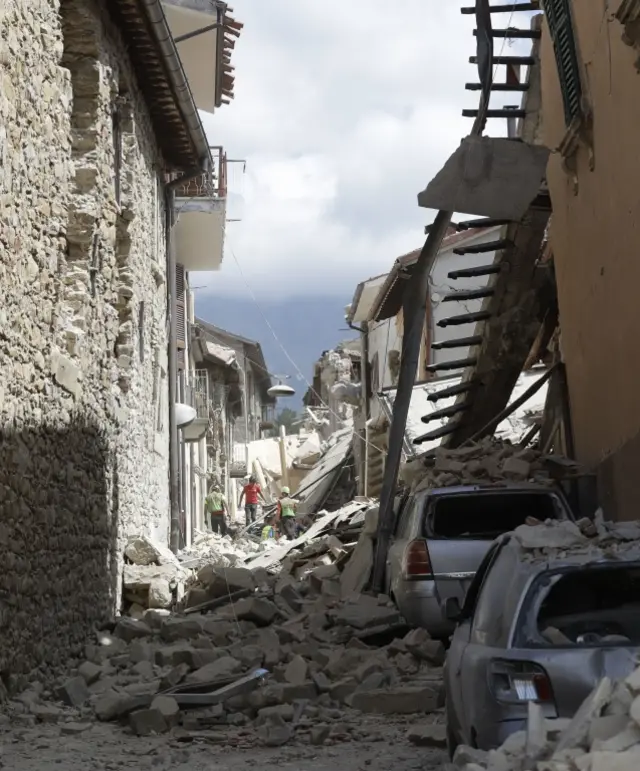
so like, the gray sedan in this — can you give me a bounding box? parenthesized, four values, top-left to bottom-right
(444, 534, 640, 755)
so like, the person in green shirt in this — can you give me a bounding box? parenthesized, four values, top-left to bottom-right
(276, 486, 298, 541)
(204, 483, 227, 535)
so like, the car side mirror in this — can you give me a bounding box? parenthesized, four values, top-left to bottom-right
(443, 596, 464, 623)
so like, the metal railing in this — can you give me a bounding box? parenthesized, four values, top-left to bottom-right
(175, 146, 227, 199)
(184, 369, 209, 419)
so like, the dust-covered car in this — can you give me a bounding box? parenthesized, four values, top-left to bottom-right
(384, 484, 574, 639)
(444, 523, 640, 755)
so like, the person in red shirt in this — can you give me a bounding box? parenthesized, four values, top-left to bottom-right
(238, 475, 266, 526)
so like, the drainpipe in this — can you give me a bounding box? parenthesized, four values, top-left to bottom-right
(165, 164, 209, 554)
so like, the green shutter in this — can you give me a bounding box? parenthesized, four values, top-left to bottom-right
(544, 0, 582, 124)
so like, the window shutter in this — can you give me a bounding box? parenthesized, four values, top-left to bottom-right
(544, 0, 582, 125)
(175, 263, 186, 353)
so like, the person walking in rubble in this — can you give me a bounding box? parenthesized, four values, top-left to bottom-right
(276, 486, 298, 540)
(238, 474, 265, 527)
(204, 483, 228, 536)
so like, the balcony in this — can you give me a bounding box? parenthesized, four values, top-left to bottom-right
(182, 369, 210, 442)
(162, 1, 241, 113)
(174, 146, 227, 272)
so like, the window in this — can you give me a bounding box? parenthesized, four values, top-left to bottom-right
(544, 0, 582, 125)
(425, 491, 558, 540)
(516, 565, 640, 647)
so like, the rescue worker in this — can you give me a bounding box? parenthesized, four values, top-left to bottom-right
(276, 486, 298, 540)
(238, 474, 265, 527)
(261, 513, 277, 541)
(204, 483, 227, 536)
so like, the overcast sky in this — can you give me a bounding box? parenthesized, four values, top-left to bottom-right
(199, 1, 521, 300)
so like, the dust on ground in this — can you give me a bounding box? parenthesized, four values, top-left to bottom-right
(0, 714, 447, 770)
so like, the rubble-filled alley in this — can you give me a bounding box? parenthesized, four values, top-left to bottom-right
(0, 507, 449, 771)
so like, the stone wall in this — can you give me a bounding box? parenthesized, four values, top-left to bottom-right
(0, 0, 170, 683)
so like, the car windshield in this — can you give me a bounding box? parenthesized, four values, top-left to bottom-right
(427, 491, 559, 539)
(520, 564, 640, 647)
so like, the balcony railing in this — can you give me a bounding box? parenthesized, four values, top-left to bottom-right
(176, 146, 227, 199)
(184, 369, 209, 419)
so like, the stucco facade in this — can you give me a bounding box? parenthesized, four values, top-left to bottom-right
(0, 0, 173, 682)
(541, 1, 640, 519)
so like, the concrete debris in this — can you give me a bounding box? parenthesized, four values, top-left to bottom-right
(456, 665, 640, 771)
(401, 437, 582, 491)
(512, 513, 640, 561)
(1, 496, 449, 749)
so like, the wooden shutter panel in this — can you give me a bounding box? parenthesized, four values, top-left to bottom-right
(175, 263, 186, 354)
(544, 0, 582, 125)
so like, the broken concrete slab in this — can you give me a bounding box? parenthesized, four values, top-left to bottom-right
(339, 536, 373, 600)
(77, 661, 102, 686)
(257, 714, 292, 747)
(407, 723, 447, 748)
(113, 618, 153, 643)
(333, 604, 401, 630)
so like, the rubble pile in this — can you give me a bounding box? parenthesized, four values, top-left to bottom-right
(401, 437, 581, 491)
(512, 511, 640, 558)
(4, 500, 447, 748)
(454, 668, 640, 771)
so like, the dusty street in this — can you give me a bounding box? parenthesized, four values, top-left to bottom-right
(0, 713, 447, 770)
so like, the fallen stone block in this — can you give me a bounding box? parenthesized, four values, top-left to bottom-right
(350, 686, 440, 714)
(257, 714, 292, 747)
(114, 617, 153, 643)
(94, 691, 137, 722)
(78, 661, 102, 686)
(333, 604, 401, 630)
(131, 661, 155, 680)
(234, 597, 278, 626)
(150, 695, 180, 728)
(277, 583, 304, 613)
(30, 704, 63, 724)
(201, 618, 235, 646)
(196, 566, 255, 598)
(339, 536, 373, 600)
(281, 681, 317, 703)
(310, 723, 331, 745)
(129, 707, 168, 736)
(311, 671, 331, 693)
(57, 676, 91, 708)
(125, 535, 179, 567)
(257, 704, 295, 722)
(60, 722, 92, 735)
(406, 723, 447, 747)
(502, 456, 531, 480)
(284, 655, 308, 686)
(148, 578, 173, 609)
(160, 616, 203, 642)
(159, 663, 190, 691)
(185, 656, 242, 684)
(330, 677, 358, 703)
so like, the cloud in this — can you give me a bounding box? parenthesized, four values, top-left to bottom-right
(198, 0, 526, 299)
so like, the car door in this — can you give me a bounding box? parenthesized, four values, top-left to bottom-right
(448, 540, 506, 745)
(384, 492, 416, 596)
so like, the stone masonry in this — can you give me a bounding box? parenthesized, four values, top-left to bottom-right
(0, 0, 171, 685)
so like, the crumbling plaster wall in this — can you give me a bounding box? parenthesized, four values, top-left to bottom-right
(541, 7, 640, 519)
(0, 0, 169, 682)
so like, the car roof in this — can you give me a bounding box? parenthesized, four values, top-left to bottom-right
(426, 483, 561, 496)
